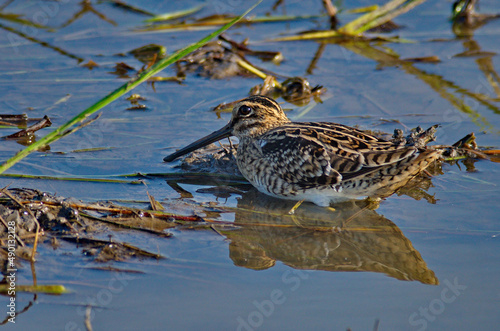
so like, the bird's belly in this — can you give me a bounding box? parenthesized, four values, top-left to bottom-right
(247, 174, 362, 207)
(236, 155, 362, 207)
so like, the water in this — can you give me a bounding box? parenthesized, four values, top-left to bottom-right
(1, 0, 499, 330)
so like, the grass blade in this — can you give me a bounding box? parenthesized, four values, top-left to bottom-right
(144, 4, 205, 22)
(0, 284, 69, 295)
(350, 0, 427, 34)
(0, 173, 142, 184)
(137, 14, 321, 32)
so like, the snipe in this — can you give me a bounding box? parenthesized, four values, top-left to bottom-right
(164, 95, 441, 207)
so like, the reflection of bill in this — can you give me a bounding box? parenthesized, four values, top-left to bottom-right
(222, 189, 438, 285)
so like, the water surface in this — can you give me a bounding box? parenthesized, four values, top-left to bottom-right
(1, 1, 499, 330)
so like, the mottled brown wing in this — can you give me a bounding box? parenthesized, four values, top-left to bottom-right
(260, 123, 417, 188)
(298, 122, 417, 167)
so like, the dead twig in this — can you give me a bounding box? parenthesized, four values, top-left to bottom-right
(2, 115, 52, 140)
(322, 0, 338, 28)
(79, 212, 173, 238)
(146, 191, 165, 211)
(23, 199, 204, 223)
(60, 235, 164, 259)
(59, 113, 102, 138)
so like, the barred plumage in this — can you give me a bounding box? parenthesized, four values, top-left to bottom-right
(164, 95, 441, 206)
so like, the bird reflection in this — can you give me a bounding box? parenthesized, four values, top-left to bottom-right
(219, 189, 438, 285)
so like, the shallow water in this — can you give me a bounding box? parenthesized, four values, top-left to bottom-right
(1, 1, 499, 330)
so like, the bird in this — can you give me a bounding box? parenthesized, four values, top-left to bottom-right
(164, 95, 441, 207)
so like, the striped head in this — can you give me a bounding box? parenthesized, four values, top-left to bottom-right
(163, 95, 290, 163)
(230, 95, 290, 138)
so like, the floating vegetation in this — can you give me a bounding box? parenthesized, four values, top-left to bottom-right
(136, 13, 323, 32)
(0, 173, 141, 184)
(252, 76, 326, 106)
(451, 0, 500, 30)
(143, 4, 205, 23)
(176, 40, 247, 79)
(127, 44, 167, 63)
(0, 187, 198, 265)
(213, 75, 326, 112)
(271, 0, 427, 41)
(175, 36, 283, 80)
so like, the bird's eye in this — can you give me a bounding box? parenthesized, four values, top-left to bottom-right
(238, 105, 252, 116)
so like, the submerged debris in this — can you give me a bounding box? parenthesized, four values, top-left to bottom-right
(251, 76, 326, 106)
(0, 115, 52, 146)
(367, 20, 401, 33)
(176, 36, 284, 80)
(127, 44, 167, 63)
(452, 0, 500, 28)
(442, 132, 490, 160)
(110, 62, 136, 77)
(451, 0, 500, 37)
(81, 59, 99, 70)
(213, 76, 326, 112)
(176, 40, 246, 79)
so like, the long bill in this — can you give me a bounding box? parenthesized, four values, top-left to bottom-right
(163, 122, 233, 162)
